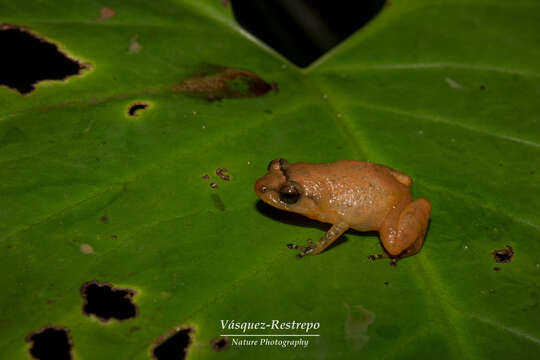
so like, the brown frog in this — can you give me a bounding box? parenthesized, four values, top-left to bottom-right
(254, 159, 432, 262)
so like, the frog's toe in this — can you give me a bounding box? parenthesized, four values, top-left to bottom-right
(367, 253, 399, 266)
(287, 239, 315, 259)
(368, 253, 387, 261)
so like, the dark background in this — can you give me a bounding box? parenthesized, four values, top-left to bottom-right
(230, 0, 386, 67)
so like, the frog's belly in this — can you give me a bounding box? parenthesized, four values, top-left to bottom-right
(350, 221, 380, 232)
(349, 212, 387, 232)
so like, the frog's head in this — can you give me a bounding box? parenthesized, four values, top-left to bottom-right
(254, 158, 318, 217)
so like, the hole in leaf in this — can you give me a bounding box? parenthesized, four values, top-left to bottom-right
(230, 0, 387, 67)
(492, 245, 514, 263)
(26, 326, 72, 360)
(128, 102, 149, 117)
(152, 327, 193, 360)
(0, 24, 86, 95)
(81, 281, 137, 321)
(210, 336, 230, 351)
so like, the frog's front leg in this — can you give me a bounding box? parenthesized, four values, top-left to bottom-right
(288, 222, 349, 258)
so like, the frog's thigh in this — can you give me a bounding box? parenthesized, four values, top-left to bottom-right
(380, 199, 432, 257)
(312, 222, 349, 255)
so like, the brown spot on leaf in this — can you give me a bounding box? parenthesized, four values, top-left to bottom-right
(152, 326, 193, 360)
(210, 336, 230, 351)
(492, 245, 514, 263)
(210, 182, 218, 189)
(80, 281, 137, 322)
(173, 64, 271, 101)
(94, 7, 116, 21)
(201, 174, 210, 180)
(100, 215, 109, 224)
(26, 326, 73, 360)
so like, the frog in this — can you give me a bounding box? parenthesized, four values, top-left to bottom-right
(254, 159, 432, 262)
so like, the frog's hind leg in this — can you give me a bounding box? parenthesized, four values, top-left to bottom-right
(380, 199, 432, 257)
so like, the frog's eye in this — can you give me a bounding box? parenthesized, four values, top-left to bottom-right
(279, 184, 299, 204)
(267, 158, 289, 171)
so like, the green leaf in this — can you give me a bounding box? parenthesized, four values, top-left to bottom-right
(1, 0, 539, 359)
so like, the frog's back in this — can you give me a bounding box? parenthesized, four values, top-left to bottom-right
(289, 160, 410, 189)
(288, 160, 412, 230)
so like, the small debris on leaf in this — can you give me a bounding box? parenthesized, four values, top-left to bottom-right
(492, 245, 514, 263)
(80, 243, 94, 255)
(216, 168, 230, 181)
(128, 34, 143, 54)
(445, 77, 462, 89)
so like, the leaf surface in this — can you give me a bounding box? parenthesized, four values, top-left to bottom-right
(1, 0, 539, 359)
